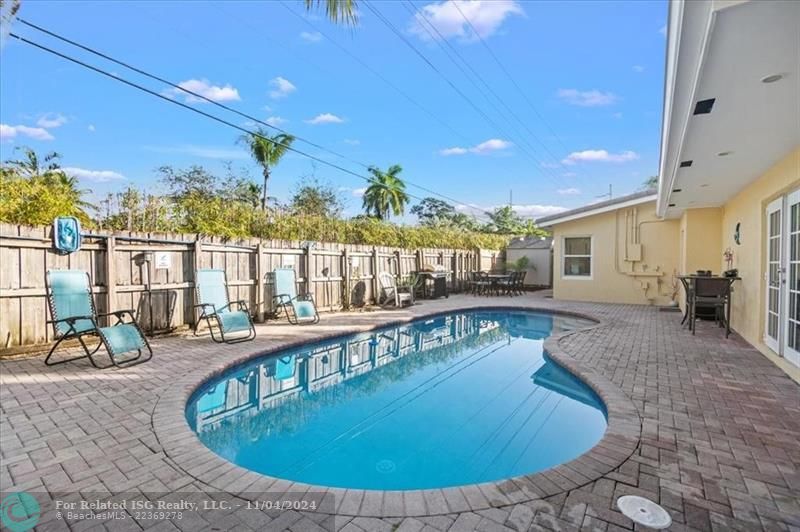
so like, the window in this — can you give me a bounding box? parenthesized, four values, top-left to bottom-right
(563, 237, 592, 278)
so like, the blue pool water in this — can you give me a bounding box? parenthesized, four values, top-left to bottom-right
(186, 310, 607, 490)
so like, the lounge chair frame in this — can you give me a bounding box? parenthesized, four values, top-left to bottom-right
(271, 268, 320, 325)
(194, 270, 256, 343)
(45, 270, 152, 369)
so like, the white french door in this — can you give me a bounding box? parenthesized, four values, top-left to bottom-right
(783, 190, 800, 366)
(763, 189, 800, 367)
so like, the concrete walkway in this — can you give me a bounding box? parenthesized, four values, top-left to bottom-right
(1, 294, 798, 531)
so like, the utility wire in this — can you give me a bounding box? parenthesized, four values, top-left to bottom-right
(11, 19, 497, 219)
(365, 2, 567, 188)
(405, 0, 566, 171)
(7, 31, 456, 210)
(275, 1, 475, 147)
(450, 1, 575, 162)
(401, 1, 562, 181)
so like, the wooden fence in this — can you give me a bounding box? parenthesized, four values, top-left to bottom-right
(0, 223, 501, 353)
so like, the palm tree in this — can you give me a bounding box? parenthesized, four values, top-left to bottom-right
(4, 147, 63, 178)
(304, 0, 358, 25)
(362, 164, 409, 220)
(239, 129, 295, 211)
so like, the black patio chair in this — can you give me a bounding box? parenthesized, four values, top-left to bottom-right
(690, 277, 732, 337)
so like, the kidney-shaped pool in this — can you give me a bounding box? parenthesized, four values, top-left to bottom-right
(186, 310, 606, 490)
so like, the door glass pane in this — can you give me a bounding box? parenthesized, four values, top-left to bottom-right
(792, 203, 799, 232)
(564, 237, 591, 255)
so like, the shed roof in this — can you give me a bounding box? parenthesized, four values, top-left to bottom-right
(507, 236, 553, 250)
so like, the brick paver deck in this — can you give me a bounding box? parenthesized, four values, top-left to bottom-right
(1, 294, 798, 531)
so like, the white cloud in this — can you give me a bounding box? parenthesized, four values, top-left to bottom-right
(343, 139, 361, 145)
(87, 124, 96, 132)
(557, 88, 618, 107)
(0, 124, 54, 141)
(62, 167, 125, 182)
(439, 138, 512, 156)
(265, 116, 288, 127)
(164, 79, 241, 103)
(659, 24, 667, 36)
(300, 31, 323, 43)
(456, 202, 566, 219)
(632, 65, 645, 73)
(352, 187, 367, 198)
(409, 0, 523, 42)
(612, 112, 623, 119)
(557, 187, 581, 195)
(36, 113, 68, 128)
(305, 113, 344, 125)
(143, 144, 248, 160)
(439, 146, 469, 156)
(269, 77, 297, 99)
(562, 172, 577, 177)
(562, 149, 639, 165)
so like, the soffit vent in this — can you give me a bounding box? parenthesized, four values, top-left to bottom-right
(693, 98, 715, 115)
(679, 160, 693, 168)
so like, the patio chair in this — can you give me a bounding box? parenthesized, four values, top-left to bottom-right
(45, 269, 152, 368)
(514, 270, 527, 295)
(271, 267, 320, 324)
(689, 277, 732, 337)
(377, 271, 413, 307)
(470, 271, 491, 296)
(194, 269, 256, 343)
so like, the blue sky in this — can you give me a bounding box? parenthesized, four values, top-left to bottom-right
(0, 0, 667, 221)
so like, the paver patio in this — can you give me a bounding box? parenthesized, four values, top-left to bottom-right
(1, 293, 798, 531)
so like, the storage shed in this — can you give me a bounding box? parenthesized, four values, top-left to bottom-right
(505, 236, 553, 288)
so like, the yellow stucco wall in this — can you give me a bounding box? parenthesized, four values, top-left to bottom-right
(552, 201, 681, 305)
(719, 147, 800, 355)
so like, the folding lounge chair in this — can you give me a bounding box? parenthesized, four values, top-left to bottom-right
(271, 267, 320, 324)
(45, 269, 152, 368)
(377, 272, 413, 308)
(194, 269, 256, 343)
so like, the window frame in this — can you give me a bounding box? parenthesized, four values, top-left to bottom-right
(562, 235, 593, 280)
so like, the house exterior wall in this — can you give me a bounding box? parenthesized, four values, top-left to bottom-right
(719, 147, 800, 357)
(552, 201, 681, 305)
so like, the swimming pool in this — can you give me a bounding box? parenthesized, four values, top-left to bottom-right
(185, 310, 607, 490)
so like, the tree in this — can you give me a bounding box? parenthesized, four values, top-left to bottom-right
(4, 147, 63, 179)
(0, 147, 94, 224)
(290, 177, 345, 218)
(362, 164, 409, 220)
(239, 128, 295, 211)
(643, 175, 658, 189)
(482, 205, 546, 237)
(411, 197, 480, 230)
(304, 0, 358, 25)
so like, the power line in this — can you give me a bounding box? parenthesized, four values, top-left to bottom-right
(7, 31, 447, 210)
(405, 0, 567, 171)
(365, 2, 568, 189)
(450, 2, 575, 161)
(275, 1, 475, 147)
(10, 20, 495, 219)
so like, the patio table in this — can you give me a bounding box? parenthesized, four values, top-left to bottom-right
(677, 274, 741, 336)
(485, 273, 511, 296)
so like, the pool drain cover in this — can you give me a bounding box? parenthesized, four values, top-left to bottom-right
(617, 496, 672, 529)
(375, 459, 396, 474)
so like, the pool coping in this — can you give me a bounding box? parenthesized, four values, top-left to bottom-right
(151, 303, 642, 517)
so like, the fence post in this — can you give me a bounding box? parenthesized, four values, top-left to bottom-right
(450, 251, 457, 292)
(105, 236, 116, 326)
(415, 249, 422, 273)
(394, 250, 402, 277)
(341, 248, 350, 311)
(371, 246, 379, 305)
(193, 239, 202, 326)
(255, 242, 265, 322)
(304, 243, 314, 301)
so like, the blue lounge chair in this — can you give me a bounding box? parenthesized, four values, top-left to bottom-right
(45, 270, 152, 368)
(271, 267, 319, 324)
(194, 269, 256, 343)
